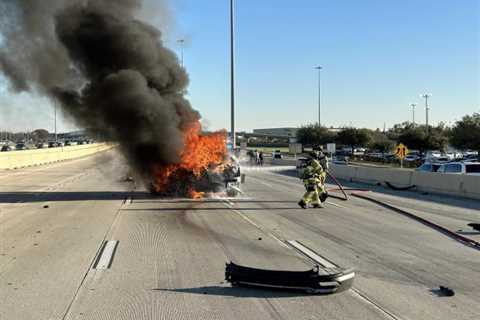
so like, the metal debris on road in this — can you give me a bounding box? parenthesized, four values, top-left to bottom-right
(225, 261, 354, 294)
(468, 223, 480, 232)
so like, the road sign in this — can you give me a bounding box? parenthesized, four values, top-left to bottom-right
(394, 143, 409, 160)
(327, 143, 336, 154)
(289, 143, 302, 156)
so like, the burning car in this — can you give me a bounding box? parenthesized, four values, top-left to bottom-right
(148, 124, 242, 198)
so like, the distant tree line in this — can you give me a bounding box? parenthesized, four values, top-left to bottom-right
(297, 112, 480, 153)
(1, 129, 49, 143)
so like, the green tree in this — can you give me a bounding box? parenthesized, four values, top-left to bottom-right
(397, 127, 427, 151)
(336, 128, 372, 151)
(397, 125, 448, 152)
(297, 124, 336, 147)
(450, 113, 480, 152)
(369, 132, 395, 153)
(31, 129, 49, 143)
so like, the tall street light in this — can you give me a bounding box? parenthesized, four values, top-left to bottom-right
(54, 98, 58, 142)
(421, 93, 431, 134)
(410, 103, 417, 127)
(230, 0, 236, 149)
(315, 66, 322, 126)
(177, 39, 185, 68)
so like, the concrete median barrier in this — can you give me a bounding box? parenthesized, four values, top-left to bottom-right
(0, 143, 114, 170)
(330, 163, 480, 200)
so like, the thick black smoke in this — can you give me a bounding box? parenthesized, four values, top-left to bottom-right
(0, 0, 199, 176)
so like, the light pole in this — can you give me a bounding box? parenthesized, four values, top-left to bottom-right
(54, 99, 57, 143)
(421, 94, 431, 134)
(177, 39, 185, 68)
(410, 103, 417, 127)
(230, 0, 236, 149)
(315, 66, 322, 126)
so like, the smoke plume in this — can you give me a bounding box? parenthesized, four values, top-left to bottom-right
(0, 0, 201, 180)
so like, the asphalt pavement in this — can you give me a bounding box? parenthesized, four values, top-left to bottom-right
(1, 151, 479, 320)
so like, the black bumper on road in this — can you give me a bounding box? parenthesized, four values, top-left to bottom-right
(225, 262, 355, 294)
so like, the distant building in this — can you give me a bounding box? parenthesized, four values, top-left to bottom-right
(253, 127, 298, 138)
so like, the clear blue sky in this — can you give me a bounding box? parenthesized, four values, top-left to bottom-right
(169, 0, 479, 131)
(1, 0, 479, 133)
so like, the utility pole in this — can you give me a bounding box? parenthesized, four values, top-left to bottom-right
(315, 66, 322, 126)
(421, 94, 431, 134)
(230, 0, 236, 150)
(177, 39, 185, 68)
(54, 98, 58, 142)
(410, 103, 417, 127)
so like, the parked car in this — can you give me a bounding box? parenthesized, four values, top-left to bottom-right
(431, 156, 450, 164)
(36, 143, 46, 149)
(56, 142, 64, 147)
(1, 145, 12, 152)
(15, 143, 28, 150)
(272, 150, 283, 159)
(437, 162, 480, 175)
(461, 154, 479, 162)
(416, 162, 441, 172)
(404, 154, 420, 162)
(48, 141, 57, 148)
(333, 155, 349, 165)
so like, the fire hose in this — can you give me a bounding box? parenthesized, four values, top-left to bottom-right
(325, 172, 370, 201)
(324, 175, 480, 250)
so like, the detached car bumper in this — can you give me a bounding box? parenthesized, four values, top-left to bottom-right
(225, 262, 354, 294)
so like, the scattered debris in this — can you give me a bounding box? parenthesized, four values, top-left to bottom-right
(385, 181, 416, 191)
(468, 223, 480, 232)
(431, 286, 455, 297)
(43, 205, 49, 209)
(225, 261, 354, 294)
(440, 286, 455, 296)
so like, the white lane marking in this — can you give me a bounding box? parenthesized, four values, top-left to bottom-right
(286, 240, 337, 268)
(326, 201, 347, 209)
(94, 241, 118, 269)
(350, 288, 403, 320)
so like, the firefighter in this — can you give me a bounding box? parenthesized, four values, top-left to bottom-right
(298, 150, 328, 209)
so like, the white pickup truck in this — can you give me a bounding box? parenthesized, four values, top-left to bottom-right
(437, 162, 480, 175)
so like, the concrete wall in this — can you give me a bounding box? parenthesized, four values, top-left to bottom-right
(0, 143, 113, 170)
(329, 163, 480, 200)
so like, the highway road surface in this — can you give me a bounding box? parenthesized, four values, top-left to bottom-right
(1, 150, 479, 320)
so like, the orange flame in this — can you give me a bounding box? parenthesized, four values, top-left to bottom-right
(152, 121, 227, 197)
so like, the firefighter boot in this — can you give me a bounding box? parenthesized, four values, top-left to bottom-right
(298, 200, 307, 209)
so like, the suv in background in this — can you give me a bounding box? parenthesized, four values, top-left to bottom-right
(437, 162, 480, 175)
(272, 150, 283, 159)
(15, 143, 27, 150)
